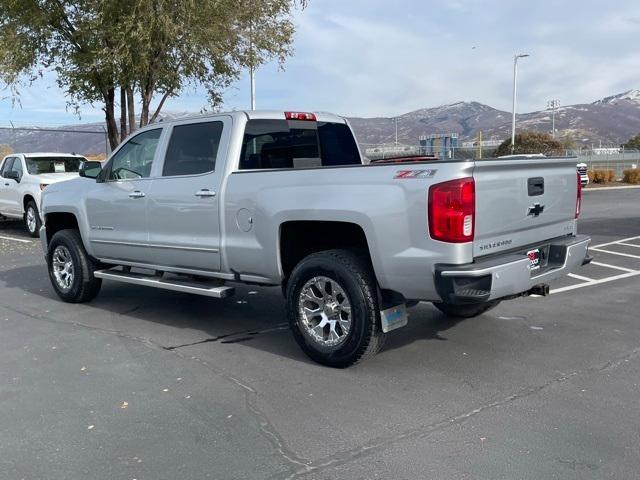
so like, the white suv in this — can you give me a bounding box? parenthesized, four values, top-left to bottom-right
(577, 163, 589, 186)
(0, 153, 86, 237)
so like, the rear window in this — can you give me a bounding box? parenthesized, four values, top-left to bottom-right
(25, 156, 84, 174)
(239, 119, 360, 170)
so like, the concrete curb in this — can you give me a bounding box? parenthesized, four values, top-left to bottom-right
(583, 185, 640, 192)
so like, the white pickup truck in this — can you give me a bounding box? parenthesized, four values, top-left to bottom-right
(0, 153, 85, 236)
(40, 111, 590, 367)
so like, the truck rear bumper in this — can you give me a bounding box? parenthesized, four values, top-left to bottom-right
(434, 235, 590, 304)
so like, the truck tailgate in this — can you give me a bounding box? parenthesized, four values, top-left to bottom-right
(473, 157, 578, 258)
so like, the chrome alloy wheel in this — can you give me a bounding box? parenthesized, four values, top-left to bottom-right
(26, 206, 37, 233)
(297, 276, 352, 347)
(52, 245, 74, 292)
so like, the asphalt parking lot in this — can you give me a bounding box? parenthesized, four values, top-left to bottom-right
(1, 188, 639, 480)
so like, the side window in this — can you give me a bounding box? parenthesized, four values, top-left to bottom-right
(0, 158, 14, 177)
(240, 120, 321, 170)
(163, 122, 223, 176)
(107, 129, 162, 180)
(317, 122, 361, 166)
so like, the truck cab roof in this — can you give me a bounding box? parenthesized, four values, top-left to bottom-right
(150, 110, 347, 126)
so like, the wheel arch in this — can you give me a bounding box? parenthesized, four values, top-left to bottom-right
(279, 220, 376, 286)
(23, 194, 36, 212)
(44, 211, 81, 246)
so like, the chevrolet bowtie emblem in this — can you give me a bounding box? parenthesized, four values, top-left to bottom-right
(527, 203, 545, 217)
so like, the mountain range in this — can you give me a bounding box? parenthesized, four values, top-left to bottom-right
(2, 90, 640, 155)
(348, 89, 640, 148)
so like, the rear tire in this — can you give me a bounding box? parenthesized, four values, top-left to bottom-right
(47, 229, 102, 303)
(286, 249, 385, 368)
(433, 300, 501, 318)
(24, 201, 41, 238)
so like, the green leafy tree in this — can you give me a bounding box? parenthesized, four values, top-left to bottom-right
(494, 130, 566, 157)
(0, 0, 307, 149)
(623, 133, 640, 150)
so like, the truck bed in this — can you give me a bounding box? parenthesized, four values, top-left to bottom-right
(222, 156, 581, 301)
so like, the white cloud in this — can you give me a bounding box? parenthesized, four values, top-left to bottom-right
(1, 0, 640, 123)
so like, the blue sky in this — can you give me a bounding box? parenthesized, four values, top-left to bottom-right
(1, 0, 639, 125)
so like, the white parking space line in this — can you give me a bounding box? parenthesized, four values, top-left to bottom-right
(567, 273, 595, 282)
(0, 235, 32, 244)
(591, 235, 640, 249)
(589, 248, 640, 260)
(590, 261, 637, 273)
(551, 270, 640, 294)
(546, 236, 640, 294)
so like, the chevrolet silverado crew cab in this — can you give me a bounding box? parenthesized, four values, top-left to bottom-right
(40, 111, 590, 367)
(0, 153, 86, 236)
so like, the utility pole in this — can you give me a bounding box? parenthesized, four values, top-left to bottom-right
(547, 99, 560, 137)
(9, 120, 15, 151)
(511, 53, 530, 153)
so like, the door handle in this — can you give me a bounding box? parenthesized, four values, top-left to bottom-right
(195, 189, 216, 198)
(128, 190, 145, 198)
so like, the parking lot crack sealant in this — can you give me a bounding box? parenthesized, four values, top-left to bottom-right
(283, 345, 640, 479)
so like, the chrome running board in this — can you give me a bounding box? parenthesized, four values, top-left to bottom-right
(94, 268, 235, 299)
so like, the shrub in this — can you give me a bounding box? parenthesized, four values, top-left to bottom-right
(607, 170, 616, 182)
(623, 169, 640, 184)
(494, 131, 565, 157)
(590, 169, 616, 184)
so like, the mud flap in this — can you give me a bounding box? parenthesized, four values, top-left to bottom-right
(380, 304, 408, 333)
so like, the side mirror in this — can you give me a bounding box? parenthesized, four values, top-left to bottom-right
(5, 170, 20, 182)
(79, 161, 103, 180)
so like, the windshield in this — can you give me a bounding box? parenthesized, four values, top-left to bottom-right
(25, 156, 85, 174)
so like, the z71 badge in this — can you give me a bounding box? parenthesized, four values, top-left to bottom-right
(394, 169, 437, 179)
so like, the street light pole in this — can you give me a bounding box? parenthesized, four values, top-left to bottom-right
(511, 53, 530, 154)
(547, 99, 560, 138)
(249, 16, 256, 110)
(250, 66, 256, 110)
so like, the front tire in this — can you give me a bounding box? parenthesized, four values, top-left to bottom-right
(47, 229, 102, 303)
(286, 249, 385, 368)
(24, 201, 41, 237)
(433, 300, 501, 318)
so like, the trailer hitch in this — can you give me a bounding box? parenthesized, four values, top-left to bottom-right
(528, 283, 550, 296)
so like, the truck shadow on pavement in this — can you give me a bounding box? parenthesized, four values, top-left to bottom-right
(0, 218, 31, 239)
(0, 263, 468, 365)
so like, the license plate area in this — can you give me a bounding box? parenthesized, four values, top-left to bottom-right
(527, 248, 541, 270)
(527, 245, 550, 274)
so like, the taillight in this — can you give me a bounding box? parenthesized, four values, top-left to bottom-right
(428, 177, 475, 243)
(575, 170, 582, 219)
(285, 111, 317, 121)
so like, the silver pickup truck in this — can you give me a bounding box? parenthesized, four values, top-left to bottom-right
(40, 110, 590, 367)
